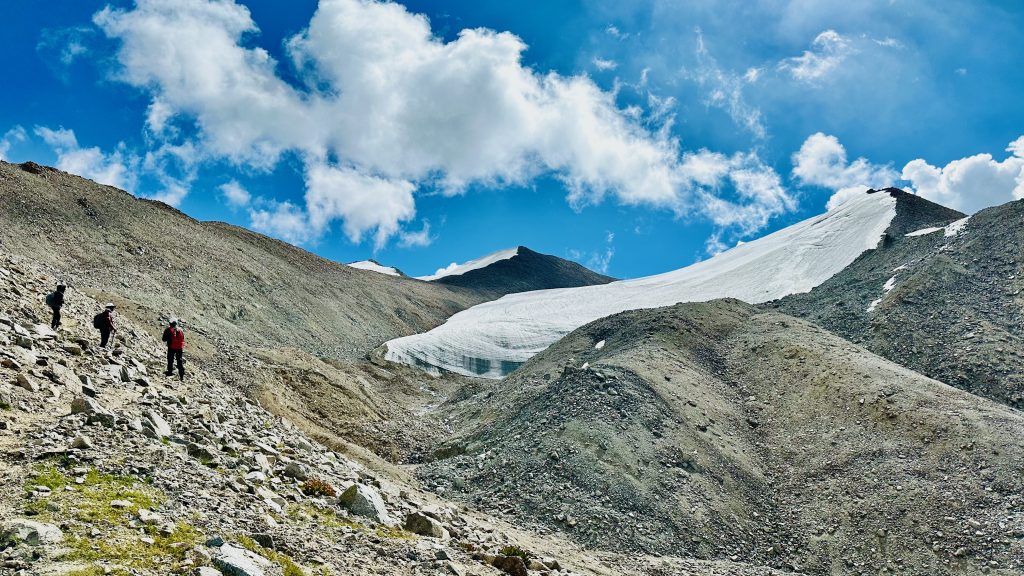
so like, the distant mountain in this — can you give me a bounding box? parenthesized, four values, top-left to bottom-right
(770, 189, 1024, 408)
(419, 246, 615, 296)
(347, 259, 405, 277)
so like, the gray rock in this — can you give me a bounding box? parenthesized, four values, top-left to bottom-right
(1, 519, 64, 546)
(70, 395, 114, 426)
(212, 542, 283, 576)
(283, 462, 308, 481)
(16, 373, 38, 393)
(71, 434, 93, 450)
(144, 410, 172, 438)
(195, 568, 223, 576)
(339, 483, 394, 525)
(404, 512, 448, 538)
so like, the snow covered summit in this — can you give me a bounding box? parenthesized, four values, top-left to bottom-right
(347, 260, 403, 277)
(385, 190, 899, 378)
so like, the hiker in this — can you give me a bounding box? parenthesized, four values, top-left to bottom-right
(94, 303, 116, 348)
(45, 284, 66, 329)
(162, 318, 185, 381)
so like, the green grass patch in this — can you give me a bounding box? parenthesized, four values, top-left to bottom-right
(65, 566, 131, 576)
(65, 523, 202, 570)
(499, 545, 532, 561)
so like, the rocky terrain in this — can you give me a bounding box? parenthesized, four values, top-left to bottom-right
(428, 247, 614, 296)
(771, 189, 1024, 408)
(420, 300, 1024, 575)
(0, 247, 734, 576)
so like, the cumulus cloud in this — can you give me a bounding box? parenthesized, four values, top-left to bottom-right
(220, 180, 251, 207)
(592, 57, 617, 71)
(792, 132, 897, 208)
(902, 137, 1024, 213)
(0, 126, 27, 160)
(780, 30, 854, 82)
(94, 0, 796, 246)
(35, 126, 137, 191)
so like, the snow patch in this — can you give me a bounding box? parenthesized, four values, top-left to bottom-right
(905, 227, 942, 237)
(347, 260, 401, 277)
(944, 216, 970, 237)
(595, 340, 606, 350)
(882, 275, 897, 292)
(417, 248, 520, 281)
(386, 191, 899, 378)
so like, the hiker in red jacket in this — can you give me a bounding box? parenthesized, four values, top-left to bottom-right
(162, 318, 186, 381)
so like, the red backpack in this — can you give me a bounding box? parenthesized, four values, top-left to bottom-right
(168, 327, 185, 350)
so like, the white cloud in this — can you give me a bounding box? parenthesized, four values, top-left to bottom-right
(792, 132, 897, 208)
(592, 57, 617, 71)
(248, 200, 310, 245)
(901, 138, 1024, 213)
(35, 126, 137, 191)
(220, 180, 251, 207)
(605, 25, 627, 40)
(0, 126, 27, 160)
(95, 0, 796, 246)
(398, 221, 433, 248)
(688, 28, 766, 139)
(780, 30, 853, 82)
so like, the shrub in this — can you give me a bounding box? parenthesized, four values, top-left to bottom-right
(498, 545, 531, 560)
(300, 478, 336, 498)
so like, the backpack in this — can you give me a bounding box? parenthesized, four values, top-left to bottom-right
(45, 292, 56, 308)
(93, 312, 105, 329)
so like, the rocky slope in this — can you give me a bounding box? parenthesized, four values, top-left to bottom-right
(428, 247, 614, 297)
(0, 160, 486, 362)
(770, 189, 1024, 408)
(419, 300, 1024, 575)
(0, 247, 724, 576)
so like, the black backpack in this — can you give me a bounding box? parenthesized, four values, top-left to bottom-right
(93, 312, 105, 329)
(45, 292, 56, 308)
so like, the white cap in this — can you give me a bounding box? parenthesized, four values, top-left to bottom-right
(105, 303, 115, 309)
(169, 317, 178, 325)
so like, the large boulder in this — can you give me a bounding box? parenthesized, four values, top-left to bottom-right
(70, 395, 114, 426)
(212, 543, 283, 576)
(143, 409, 172, 439)
(339, 483, 394, 525)
(404, 511, 448, 538)
(1, 519, 63, 546)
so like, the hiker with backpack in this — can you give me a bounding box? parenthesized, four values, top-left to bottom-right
(93, 304, 116, 348)
(45, 284, 66, 329)
(162, 318, 185, 381)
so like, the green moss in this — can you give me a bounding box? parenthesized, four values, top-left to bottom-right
(375, 526, 413, 540)
(286, 503, 363, 530)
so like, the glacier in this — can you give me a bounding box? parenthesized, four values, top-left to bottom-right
(386, 191, 898, 378)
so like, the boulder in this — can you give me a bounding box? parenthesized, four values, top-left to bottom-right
(282, 462, 308, 481)
(491, 555, 528, 576)
(405, 511, 448, 538)
(212, 542, 283, 576)
(70, 434, 93, 450)
(16, 373, 38, 393)
(1, 519, 63, 546)
(339, 483, 394, 525)
(143, 410, 172, 438)
(70, 395, 114, 426)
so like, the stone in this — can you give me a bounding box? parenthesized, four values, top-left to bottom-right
(16, 374, 38, 393)
(1, 519, 64, 546)
(110, 500, 132, 508)
(213, 542, 283, 576)
(71, 434, 93, 450)
(70, 396, 115, 426)
(404, 512, 448, 538)
(491, 555, 528, 576)
(283, 462, 308, 481)
(187, 442, 220, 465)
(62, 343, 83, 356)
(195, 568, 222, 576)
(137, 508, 163, 525)
(339, 484, 395, 525)
(144, 410, 172, 438)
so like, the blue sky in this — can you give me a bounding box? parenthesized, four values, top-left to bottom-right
(1, 0, 1022, 279)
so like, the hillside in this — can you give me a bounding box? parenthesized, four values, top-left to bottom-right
(770, 191, 1024, 408)
(0, 161, 486, 361)
(419, 299, 1024, 575)
(425, 247, 615, 296)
